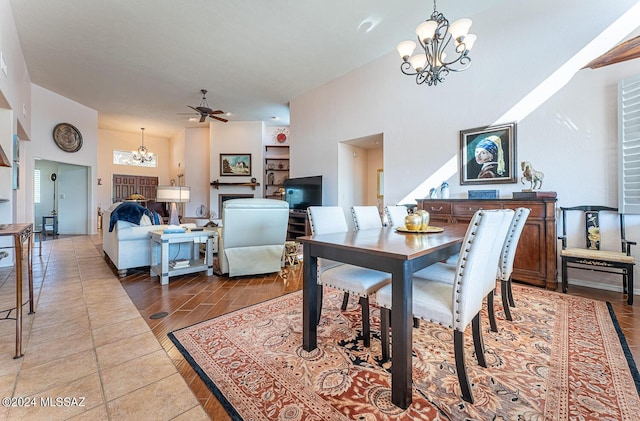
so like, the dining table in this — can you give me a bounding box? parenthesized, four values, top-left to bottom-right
(299, 222, 468, 409)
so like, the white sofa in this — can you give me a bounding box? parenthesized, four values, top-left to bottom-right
(103, 203, 195, 277)
(215, 198, 289, 277)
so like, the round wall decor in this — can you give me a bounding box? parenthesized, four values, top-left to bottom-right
(53, 123, 83, 152)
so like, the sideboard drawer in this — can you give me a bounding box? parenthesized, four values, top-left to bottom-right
(506, 202, 546, 219)
(452, 202, 502, 217)
(422, 201, 451, 216)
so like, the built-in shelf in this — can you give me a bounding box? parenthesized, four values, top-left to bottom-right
(265, 144, 289, 198)
(210, 180, 261, 190)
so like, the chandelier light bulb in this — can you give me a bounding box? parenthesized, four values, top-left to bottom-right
(397, 40, 417, 61)
(448, 18, 472, 41)
(416, 20, 438, 44)
(409, 54, 427, 72)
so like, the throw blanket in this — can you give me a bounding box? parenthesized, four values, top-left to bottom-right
(108, 202, 155, 232)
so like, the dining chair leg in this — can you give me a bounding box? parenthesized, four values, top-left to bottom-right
(627, 266, 634, 305)
(487, 291, 498, 332)
(359, 296, 371, 347)
(471, 312, 487, 368)
(561, 259, 568, 293)
(501, 280, 513, 321)
(341, 292, 350, 311)
(316, 285, 324, 325)
(380, 308, 390, 361)
(454, 330, 474, 404)
(507, 277, 515, 307)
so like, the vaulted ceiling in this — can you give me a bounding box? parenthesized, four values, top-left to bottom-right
(9, 0, 640, 139)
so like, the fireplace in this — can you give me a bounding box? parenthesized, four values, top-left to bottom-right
(219, 194, 254, 216)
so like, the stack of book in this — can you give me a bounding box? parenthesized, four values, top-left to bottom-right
(170, 259, 190, 269)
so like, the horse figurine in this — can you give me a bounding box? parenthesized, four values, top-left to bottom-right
(521, 161, 544, 190)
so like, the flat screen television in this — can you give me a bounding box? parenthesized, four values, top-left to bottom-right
(284, 175, 322, 211)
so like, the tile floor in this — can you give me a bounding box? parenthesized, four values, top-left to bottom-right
(0, 234, 208, 420)
(0, 233, 638, 420)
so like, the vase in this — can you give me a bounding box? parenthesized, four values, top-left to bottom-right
(440, 181, 450, 199)
(416, 210, 430, 230)
(404, 214, 422, 231)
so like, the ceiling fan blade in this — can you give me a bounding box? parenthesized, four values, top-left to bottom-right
(211, 115, 228, 123)
(209, 110, 224, 114)
(187, 105, 199, 112)
(199, 114, 207, 123)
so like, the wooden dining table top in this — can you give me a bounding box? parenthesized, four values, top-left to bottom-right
(298, 223, 468, 260)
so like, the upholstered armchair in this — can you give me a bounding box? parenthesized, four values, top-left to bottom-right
(215, 198, 289, 277)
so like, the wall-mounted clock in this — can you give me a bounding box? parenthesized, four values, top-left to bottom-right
(53, 123, 83, 152)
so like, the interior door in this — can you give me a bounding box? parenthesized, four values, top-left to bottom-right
(58, 163, 88, 234)
(112, 174, 158, 202)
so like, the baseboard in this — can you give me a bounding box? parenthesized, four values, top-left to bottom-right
(561, 277, 640, 296)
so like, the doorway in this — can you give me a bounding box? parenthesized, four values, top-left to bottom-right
(34, 159, 89, 234)
(337, 134, 384, 229)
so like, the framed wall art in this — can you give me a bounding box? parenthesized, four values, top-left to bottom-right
(220, 153, 251, 176)
(460, 122, 517, 185)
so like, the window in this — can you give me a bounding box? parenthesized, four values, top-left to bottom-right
(113, 150, 157, 167)
(619, 73, 640, 214)
(33, 169, 41, 203)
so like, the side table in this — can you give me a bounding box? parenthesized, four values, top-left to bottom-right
(0, 223, 34, 358)
(42, 215, 58, 236)
(149, 228, 218, 285)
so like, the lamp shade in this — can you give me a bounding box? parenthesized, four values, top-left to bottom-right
(156, 186, 190, 203)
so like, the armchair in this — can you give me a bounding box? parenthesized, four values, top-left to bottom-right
(215, 198, 289, 277)
(559, 205, 636, 305)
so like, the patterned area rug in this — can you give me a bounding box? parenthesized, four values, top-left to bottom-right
(169, 286, 640, 420)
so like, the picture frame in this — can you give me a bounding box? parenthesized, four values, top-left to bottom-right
(460, 122, 517, 185)
(220, 153, 251, 176)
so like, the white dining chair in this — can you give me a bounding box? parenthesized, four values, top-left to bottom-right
(385, 205, 409, 228)
(351, 206, 383, 230)
(376, 209, 514, 403)
(307, 206, 391, 347)
(413, 207, 530, 331)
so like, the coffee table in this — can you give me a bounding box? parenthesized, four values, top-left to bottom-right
(149, 228, 218, 285)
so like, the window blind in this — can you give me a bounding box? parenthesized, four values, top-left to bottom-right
(619, 73, 640, 214)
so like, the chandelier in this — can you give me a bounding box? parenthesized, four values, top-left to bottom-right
(397, 0, 476, 86)
(132, 127, 153, 163)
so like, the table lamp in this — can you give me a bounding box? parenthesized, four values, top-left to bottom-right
(156, 186, 190, 225)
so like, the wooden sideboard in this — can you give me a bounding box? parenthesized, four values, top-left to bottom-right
(417, 197, 557, 290)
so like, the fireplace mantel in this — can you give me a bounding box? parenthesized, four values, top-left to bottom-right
(210, 180, 260, 190)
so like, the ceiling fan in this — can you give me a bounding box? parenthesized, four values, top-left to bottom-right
(182, 89, 228, 123)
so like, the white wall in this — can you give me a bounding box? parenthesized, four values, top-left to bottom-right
(97, 128, 171, 208)
(23, 85, 98, 233)
(289, 0, 640, 292)
(183, 127, 210, 217)
(210, 121, 265, 217)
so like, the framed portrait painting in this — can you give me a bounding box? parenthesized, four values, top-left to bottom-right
(460, 122, 517, 185)
(220, 153, 251, 176)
